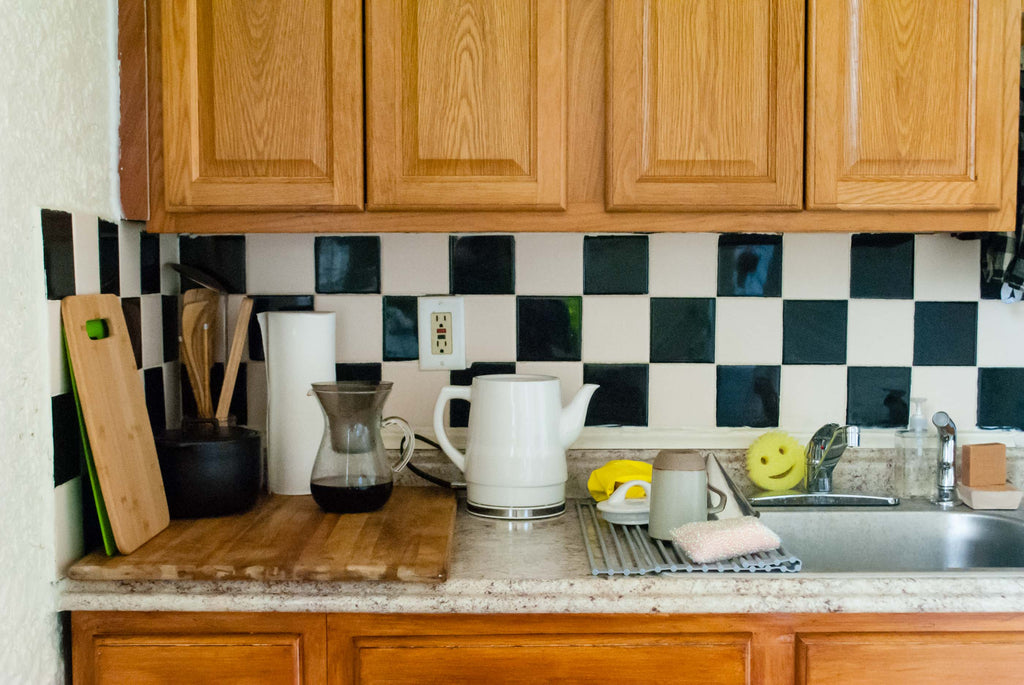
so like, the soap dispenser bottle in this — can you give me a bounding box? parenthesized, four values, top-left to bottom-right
(895, 397, 931, 497)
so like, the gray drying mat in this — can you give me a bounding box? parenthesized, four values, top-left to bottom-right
(576, 501, 801, 575)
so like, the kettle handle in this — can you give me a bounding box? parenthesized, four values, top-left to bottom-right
(433, 385, 472, 473)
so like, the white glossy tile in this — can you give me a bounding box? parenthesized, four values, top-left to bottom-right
(914, 234, 980, 301)
(846, 299, 915, 366)
(715, 298, 783, 365)
(581, 296, 650, 363)
(911, 367, 978, 430)
(464, 295, 516, 363)
(246, 234, 315, 294)
(515, 233, 583, 295)
(515, 362, 584, 405)
(779, 365, 847, 430)
(49, 300, 69, 395)
(781, 233, 851, 299)
(118, 220, 142, 298)
(140, 294, 164, 369)
(977, 300, 1024, 366)
(648, 233, 719, 297)
(380, 234, 449, 294)
(314, 294, 383, 363)
(54, 476, 84, 578)
(72, 212, 100, 294)
(648, 363, 717, 429)
(381, 361, 452, 431)
(159, 234, 180, 294)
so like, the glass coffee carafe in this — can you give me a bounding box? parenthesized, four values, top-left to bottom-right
(308, 381, 414, 513)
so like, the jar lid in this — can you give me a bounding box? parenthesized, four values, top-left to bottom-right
(653, 450, 705, 472)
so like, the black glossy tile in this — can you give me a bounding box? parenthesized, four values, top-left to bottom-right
(850, 234, 914, 299)
(51, 393, 82, 487)
(783, 300, 848, 365)
(978, 368, 1024, 429)
(516, 296, 582, 362)
(247, 295, 315, 361)
(98, 219, 120, 296)
(120, 297, 142, 369)
(717, 234, 782, 297)
(913, 302, 977, 366)
(649, 298, 715, 363)
(335, 363, 382, 382)
(140, 232, 161, 295)
(450, 235, 514, 294)
(716, 365, 780, 428)
(161, 295, 179, 363)
(315, 236, 380, 294)
(143, 367, 166, 435)
(383, 296, 418, 361)
(179, 235, 246, 294)
(583, 364, 648, 427)
(42, 209, 75, 300)
(449, 362, 517, 428)
(846, 366, 911, 428)
(584, 235, 648, 295)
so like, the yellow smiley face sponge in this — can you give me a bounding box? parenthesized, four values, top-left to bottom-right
(746, 431, 806, 491)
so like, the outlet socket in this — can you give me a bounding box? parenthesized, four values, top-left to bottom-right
(418, 296, 466, 370)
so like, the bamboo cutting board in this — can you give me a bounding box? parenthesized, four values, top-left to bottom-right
(62, 295, 169, 554)
(68, 487, 457, 582)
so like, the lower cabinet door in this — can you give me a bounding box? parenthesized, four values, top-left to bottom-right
(73, 612, 327, 685)
(796, 631, 1024, 685)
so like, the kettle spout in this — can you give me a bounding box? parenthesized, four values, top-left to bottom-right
(559, 384, 599, 449)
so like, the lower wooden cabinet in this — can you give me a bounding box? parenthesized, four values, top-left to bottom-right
(73, 611, 1024, 685)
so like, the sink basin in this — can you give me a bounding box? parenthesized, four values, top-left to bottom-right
(757, 501, 1024, 572)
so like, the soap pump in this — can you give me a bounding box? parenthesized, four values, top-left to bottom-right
(895, 397, 931, 496)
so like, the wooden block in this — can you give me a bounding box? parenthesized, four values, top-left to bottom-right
(961, 443, 1007, 487)
(957, 483, 1023, 510)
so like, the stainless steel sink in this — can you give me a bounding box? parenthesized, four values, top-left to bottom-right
(758, 500, 1024, 572)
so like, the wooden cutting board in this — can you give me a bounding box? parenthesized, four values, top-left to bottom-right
(68, 487, 458, 582)
(62, 294, 169, 554)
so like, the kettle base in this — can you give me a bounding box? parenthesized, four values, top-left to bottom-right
(466, 501, 565, 520)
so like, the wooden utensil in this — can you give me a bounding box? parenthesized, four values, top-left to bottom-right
(61, 294, 169, 554)
(181, 301, 209, 417)
(216, 296, 253, 421)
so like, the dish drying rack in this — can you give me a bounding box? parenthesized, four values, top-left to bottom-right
(575, 455, 801, 575)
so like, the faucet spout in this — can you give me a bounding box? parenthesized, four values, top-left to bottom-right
(805, 424, 860, 493)
(932, 411, 958, 508)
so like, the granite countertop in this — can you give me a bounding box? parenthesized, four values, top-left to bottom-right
(59, 496, 1024, 615)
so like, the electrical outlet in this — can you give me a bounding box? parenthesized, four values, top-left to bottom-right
(418, 296, 466, 370)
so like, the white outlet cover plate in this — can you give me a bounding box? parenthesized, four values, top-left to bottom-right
(417, 296, 466, 370)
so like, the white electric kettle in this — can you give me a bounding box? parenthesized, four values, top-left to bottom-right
(433, 374, 598, 519)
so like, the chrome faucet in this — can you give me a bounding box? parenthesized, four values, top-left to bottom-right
(805, 424, 860, 493)
(932, 411, 958, 508)
(750, 423, 899, 506)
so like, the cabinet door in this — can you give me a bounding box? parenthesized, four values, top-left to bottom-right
(807, 0, 1006, 210)
(606, 0, 805, 211)
(73, 612, 327, 685)
(161, 0, 363, 210)
(796, 631, 1024, 685)
(366, 0, 567, 210)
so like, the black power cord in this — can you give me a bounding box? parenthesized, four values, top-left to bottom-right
(400, 433, 466, 490)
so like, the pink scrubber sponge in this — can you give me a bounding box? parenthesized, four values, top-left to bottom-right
(671, 516, 782, 564)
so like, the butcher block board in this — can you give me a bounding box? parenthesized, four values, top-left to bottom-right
(68, 487, 457, 583)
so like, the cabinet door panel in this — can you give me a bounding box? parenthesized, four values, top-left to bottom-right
(797, 632, 1024, 685)
(162, 0, 363, 210)
(607, 0, 804, 210)
(808, 0, 1005, 210)
(366, 0, 566, 210)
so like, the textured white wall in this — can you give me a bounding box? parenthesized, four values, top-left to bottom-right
(0, 0, 119, 681)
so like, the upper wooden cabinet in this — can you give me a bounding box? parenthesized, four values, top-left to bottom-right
(607, 0, 805, 211)
(807, 0, 1007, 210)
(160, 0, 363, 211)
(365, 0, 567, 210)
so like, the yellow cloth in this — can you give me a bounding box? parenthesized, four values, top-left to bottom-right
(587, 460, 653, 501)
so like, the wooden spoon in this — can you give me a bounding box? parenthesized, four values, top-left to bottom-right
(181, 301, 209, 416)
